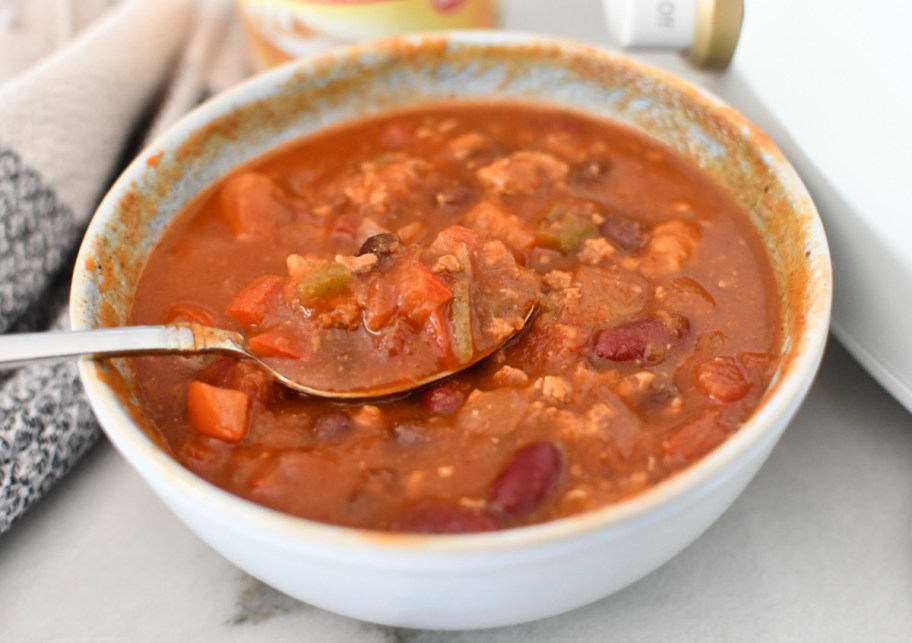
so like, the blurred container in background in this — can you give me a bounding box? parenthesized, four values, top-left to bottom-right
(238, 0, 497, 68)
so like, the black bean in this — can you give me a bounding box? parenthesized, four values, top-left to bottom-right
(600, 214, 649, 251)
(357, 232, 401, 257)
(389, 423, 428, 445)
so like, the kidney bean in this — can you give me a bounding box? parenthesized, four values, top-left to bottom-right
(600, 214, 648, 251)
(489, 441, 563, 517)
(312, 411, 352, 441)
(421, 379, 467, 416)
(396, 503, 499, 534)
(592, 314, 689, 363)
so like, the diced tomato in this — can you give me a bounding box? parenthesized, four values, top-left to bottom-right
(165, 303, 219, 326)
(364, 278, 397, 332)
(436, 224, 480, 247)
(247, 329, 309, 359)
(427, 226, 476, 268)
(664, 411, 725, 467)
(696, 356, 751, 402)
(366, 260, 453, 334)
(424, 307, 452, 360)
(219, 173, 291, 238)
(518, 320, 588, 373)
(398, 262, 452, 325)
(225, 275, 284, 327)
(737, 352, 777, 381)
(187, 381, 251, 443)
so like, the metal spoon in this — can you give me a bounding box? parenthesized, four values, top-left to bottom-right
(0, 310, 534, 399)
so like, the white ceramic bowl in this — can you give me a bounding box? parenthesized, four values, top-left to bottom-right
(70, 32, 832, 630)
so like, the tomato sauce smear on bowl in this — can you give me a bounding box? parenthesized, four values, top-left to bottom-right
(128, 102, 780, 534)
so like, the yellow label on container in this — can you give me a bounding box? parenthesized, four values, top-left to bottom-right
(239, 0, 497, 68)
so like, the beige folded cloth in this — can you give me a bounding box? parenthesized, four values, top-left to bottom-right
(0, 0, 251, 533)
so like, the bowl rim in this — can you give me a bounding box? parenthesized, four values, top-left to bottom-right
(70, 30, 833, 564)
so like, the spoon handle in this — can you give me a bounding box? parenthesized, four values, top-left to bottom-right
(0, 325, 244, 369)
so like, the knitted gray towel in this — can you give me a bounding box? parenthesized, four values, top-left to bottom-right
(0, 149, 98, 533)
(0, 0, 197, 534)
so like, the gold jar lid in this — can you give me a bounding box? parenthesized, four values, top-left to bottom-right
(688, 0, 744, 70)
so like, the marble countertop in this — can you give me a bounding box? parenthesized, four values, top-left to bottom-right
(3, 2, 911, 641)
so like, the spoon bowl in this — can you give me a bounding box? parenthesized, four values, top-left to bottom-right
(0, 306, 535, 398)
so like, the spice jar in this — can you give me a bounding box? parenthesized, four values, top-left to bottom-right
(238, 0, 498, 69)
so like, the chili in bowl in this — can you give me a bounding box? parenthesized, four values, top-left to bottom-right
(70, 32, 831, 629)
